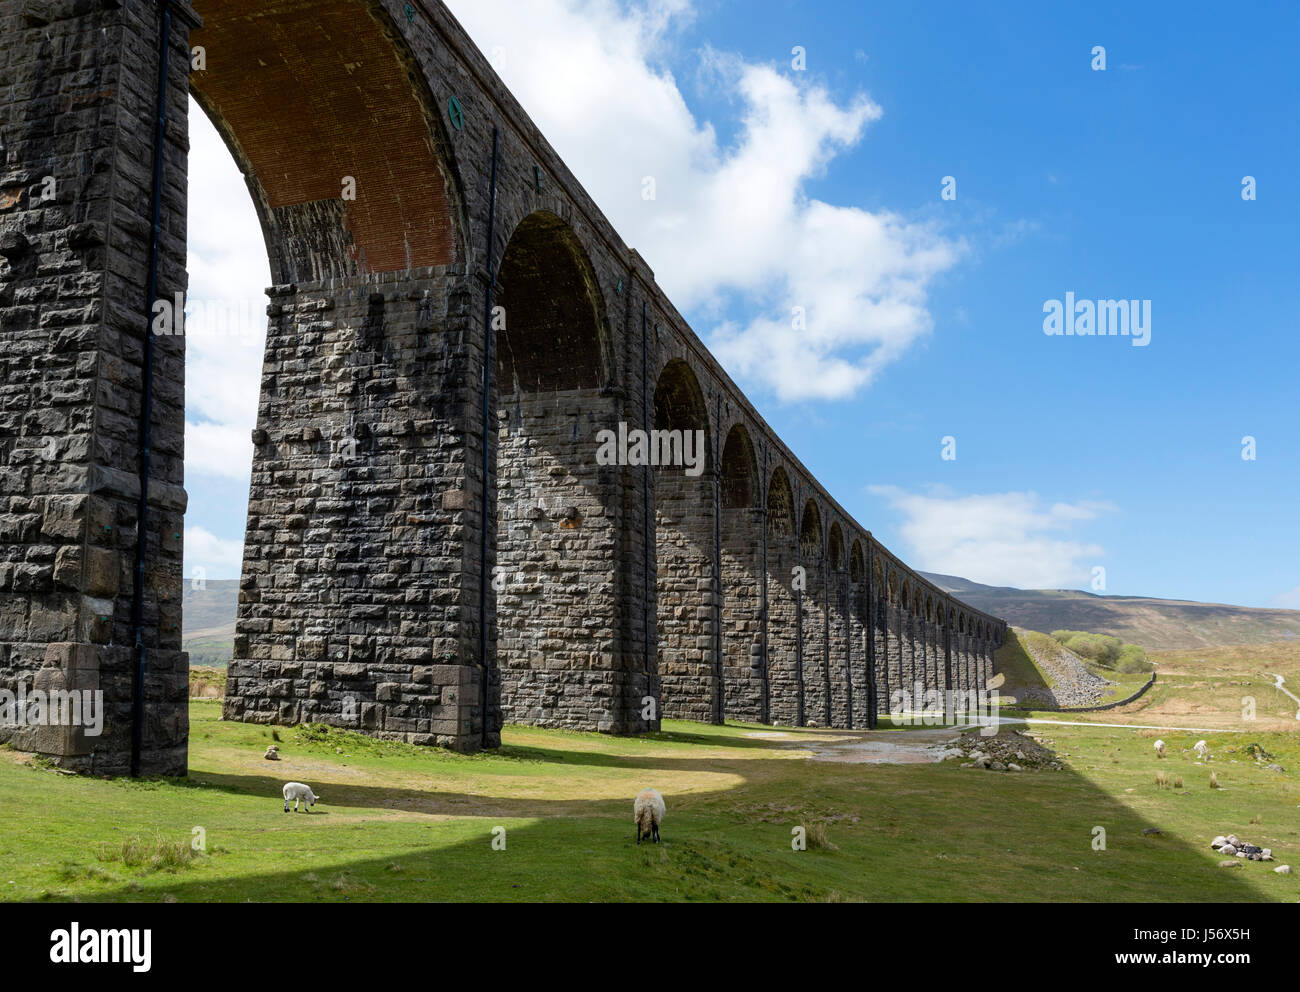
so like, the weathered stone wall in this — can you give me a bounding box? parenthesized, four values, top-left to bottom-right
(220, 269, 493, 748)
(827, 570, 850, 727)
(0, 0, 196, 775)
(720, 504, 763, 723)
(765, 503, 800, 726)
(496, 387, 629, 732)
(655, 466, 717, 722)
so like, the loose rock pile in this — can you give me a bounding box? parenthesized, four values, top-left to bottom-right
(944, 730, 1063, 772)
(1210, 834, 1273, 862)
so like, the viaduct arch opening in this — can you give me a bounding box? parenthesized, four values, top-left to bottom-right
(718, 424, 763, 722)
(199, 0, 485, 749)
(764, 468, 799, 725)
(653, 359, 716, 723)
(493, 210, 622, 730)
(799, 499, 827, 726)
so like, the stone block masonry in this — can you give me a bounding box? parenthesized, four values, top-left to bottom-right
(0, 0, 1005, 775)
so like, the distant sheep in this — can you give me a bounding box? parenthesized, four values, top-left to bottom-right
(634, 788, 665, 844)
(283, 782, 320, 813)
(1194, 740, 1210, 760)
(1153, 739, 1165, 758)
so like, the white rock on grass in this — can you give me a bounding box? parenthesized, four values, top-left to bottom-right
(1275, 865, 1292, 875)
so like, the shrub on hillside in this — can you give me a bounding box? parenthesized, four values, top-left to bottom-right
(1053, 631, 1123, 667)
(1115, 644, 1154, 674)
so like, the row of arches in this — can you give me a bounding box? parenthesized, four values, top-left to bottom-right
(183, 0, 1003, 743)
(485, 201, 1003, 729)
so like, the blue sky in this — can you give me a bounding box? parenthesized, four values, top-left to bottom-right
(184, 0, 1300, 608)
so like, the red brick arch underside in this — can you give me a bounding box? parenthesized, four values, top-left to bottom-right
(190, 0, 463, 282)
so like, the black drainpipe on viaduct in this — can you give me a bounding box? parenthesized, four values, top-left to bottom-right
(478, 127, 500, 750)
(130, 0, 177, 778)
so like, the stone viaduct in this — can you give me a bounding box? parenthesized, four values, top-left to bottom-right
(0, 0, 1005, 775)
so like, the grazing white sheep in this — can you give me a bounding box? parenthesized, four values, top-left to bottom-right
(1194, 740, 1210, 760)
(1153, 739, 1166, 758)
(283, 782, 320, 813)
(634, 788, 665, 844)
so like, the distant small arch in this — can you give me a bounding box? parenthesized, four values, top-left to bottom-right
(720, 424, 758, 509)
(497, 211, 611, 393)
(766, 467, 796, 538)
(827, 522, 845, 571)
(849, 541, 864, 583)
(800, 499, 823, 559)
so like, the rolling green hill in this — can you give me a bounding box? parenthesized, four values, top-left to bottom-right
(181, 579, 238, 667)
(922, 572, 1300, 651)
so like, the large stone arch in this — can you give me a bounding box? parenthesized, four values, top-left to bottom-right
(799, 498, 828, 726)
(825, 521, 850, 727)
(848, 539, 872, 728)
(901, 579, 918, 709)
(719, 423, 763, 722)
(191, 0, 467, 283)
(653, 358, 717, 722)
(202, 1, 489, 758)
(870, 553, 889, 723)
(494, 209, 624, 730)
(922, 594, 936, 695)
(765, 466, 800, 725)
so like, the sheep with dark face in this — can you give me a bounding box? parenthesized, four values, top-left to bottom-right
(1153, 739, 1165, 758)
(634, 789, 665, 844)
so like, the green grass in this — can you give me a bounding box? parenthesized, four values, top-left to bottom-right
(1, 697, 1297, 902)
(995, 628, 1056, 690)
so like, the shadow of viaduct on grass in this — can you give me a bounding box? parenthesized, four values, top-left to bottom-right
(51, 722, 1277, 903)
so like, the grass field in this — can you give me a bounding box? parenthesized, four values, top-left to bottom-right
(2, 676, 1298, 902)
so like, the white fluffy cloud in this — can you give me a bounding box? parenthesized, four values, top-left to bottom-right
(183, 0, 963, 522)
(869, 486, 1115, 589)
(186, 99, 269, 482)
(448, 0, 959, 400)
(184, 525, 246, 577)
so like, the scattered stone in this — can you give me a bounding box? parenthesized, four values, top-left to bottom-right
(1211, 835, 1227, 849)
(1220, 844, 1237, 856)
(1007, 763, 1023, 772)
(1219, 860, 1242, 869)
(1142, 828, 1162, 836)
(1275, 865, 1291, 875)
(939, 730, 1061, 771)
